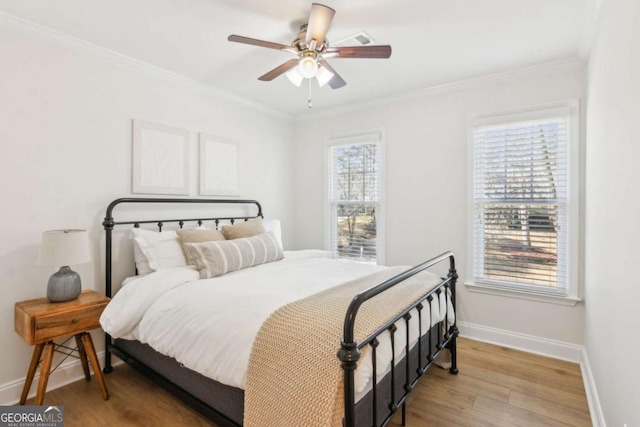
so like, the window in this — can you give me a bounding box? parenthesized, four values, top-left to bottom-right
(327, 132, 384, 264)
(470, 102, 579, 298)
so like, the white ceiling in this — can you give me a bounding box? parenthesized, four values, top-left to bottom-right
(0, 0, 597, 115)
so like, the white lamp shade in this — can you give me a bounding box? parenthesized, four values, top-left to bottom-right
(298, 56, 318, 79)
(37, 229, 91, 267)
(315, 65, 334, 87)
(286, 67, 304, 87)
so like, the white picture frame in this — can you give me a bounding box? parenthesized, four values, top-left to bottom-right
(132, 120, 190, 195)
(199, 134, 240, 196)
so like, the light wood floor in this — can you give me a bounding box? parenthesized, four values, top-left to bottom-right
(35, 338, 591, 426)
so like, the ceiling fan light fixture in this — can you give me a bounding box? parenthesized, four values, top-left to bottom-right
(298, 56, 318, 79)
(286, 67, 304, 87)
(228, 3, 392, 97)
(315, 65, 334, 87)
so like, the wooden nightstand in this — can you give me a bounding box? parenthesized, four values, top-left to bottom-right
(15, 289, 110, 405)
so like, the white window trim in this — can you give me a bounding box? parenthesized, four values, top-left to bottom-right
(466, 100, 581, 305)
(324, 129, 386, 265)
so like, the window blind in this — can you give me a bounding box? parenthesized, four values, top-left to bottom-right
(473, 118, 569, 291)
(328, 140, 381, 263)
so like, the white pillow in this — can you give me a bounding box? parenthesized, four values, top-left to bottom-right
(131, 229, 187, 274)
(132, 238, 153, 275)
(263, 219, 283, 250)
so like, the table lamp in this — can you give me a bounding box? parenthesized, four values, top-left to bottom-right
(37, 229, 91, 302)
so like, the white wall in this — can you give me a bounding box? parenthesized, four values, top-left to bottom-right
(293, 64, 586, 349)
(0, 26, 294, 399)
(584, 0, 640, 424)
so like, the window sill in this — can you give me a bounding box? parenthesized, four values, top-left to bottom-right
(464, 282, 582, 306)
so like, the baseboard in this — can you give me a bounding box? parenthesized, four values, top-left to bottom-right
(580, 347, 606, 427)
(0, 351, 122, 406)
(457, 321, 583, 363)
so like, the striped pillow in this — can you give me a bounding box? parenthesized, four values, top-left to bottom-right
(183, 232, 284, 279)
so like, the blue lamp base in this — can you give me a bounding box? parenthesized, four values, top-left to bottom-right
(47, 266, 82, 302)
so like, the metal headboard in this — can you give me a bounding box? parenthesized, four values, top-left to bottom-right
(102, 197, 263, 298)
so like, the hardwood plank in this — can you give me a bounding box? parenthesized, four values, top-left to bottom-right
(46, 384, 110, 427)
(508, 390, 592, 426)
(473, 395, 572, 427)
(401, 404, 509, 427)
(426, 364, 511, 403)
(401, 385, 509, 427)
(460, 362, 590, 413)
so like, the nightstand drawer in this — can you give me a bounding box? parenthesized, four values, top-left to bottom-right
(34, 302, 107, 343)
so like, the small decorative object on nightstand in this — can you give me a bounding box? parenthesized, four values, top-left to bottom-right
(15, 290, 110, 405)
(37, 229, 91, 302)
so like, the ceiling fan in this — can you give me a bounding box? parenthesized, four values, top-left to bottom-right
(227, 3, 392, 90)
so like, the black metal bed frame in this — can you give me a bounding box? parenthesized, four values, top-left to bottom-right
(102, 197, 459, 427)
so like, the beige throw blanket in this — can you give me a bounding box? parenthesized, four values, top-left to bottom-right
(244, 266, 444, 427)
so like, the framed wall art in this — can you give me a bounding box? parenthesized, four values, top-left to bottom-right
(132, 120, 190, 195)
(199, 134, 240, 196)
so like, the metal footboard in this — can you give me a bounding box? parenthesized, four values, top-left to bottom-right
(338, 251, 459, 427)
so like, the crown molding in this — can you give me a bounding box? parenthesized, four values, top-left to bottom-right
(0, 11, 291, 121)
(296, 57, 586, 122)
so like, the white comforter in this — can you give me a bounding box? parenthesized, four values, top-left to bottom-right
(100, 250, 454, 394)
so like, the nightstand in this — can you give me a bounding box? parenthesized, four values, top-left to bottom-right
(15, 289, 110, 405)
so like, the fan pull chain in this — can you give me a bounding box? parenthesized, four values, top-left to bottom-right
(308, 78, 312, 109)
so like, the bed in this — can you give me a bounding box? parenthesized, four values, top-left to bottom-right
(100, 197, 459, 427)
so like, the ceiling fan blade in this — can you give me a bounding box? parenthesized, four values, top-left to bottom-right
(319, 60, 346, 89)
(258, 59, 299, 81)
(325, 45, 392, 59)
(305, 3, 336, 46)
(228, 35, 293, 52)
